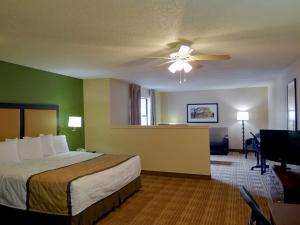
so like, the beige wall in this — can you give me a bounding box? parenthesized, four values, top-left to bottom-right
(110, 81, 162, 126)
(160, 87, 269, 149)
(84, 79, 211, 175)
(84, 79, 112, 149)
(268, 58, 300, 129)
(155, 91, 162, 124)
(109, 126, 210, 175)
(110, 79, 130, 125)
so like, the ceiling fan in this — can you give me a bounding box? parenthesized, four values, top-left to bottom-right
(155, 44, 231, 84)
(121, 38, 231, 84)
(165, 45, 230, 74)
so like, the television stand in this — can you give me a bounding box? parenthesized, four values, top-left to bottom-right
(278, 161, 292, 171)
(273, 164, 290, 171)
(273, 166, 300, 204)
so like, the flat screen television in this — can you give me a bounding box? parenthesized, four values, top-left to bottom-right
(260, 129, 300, 169)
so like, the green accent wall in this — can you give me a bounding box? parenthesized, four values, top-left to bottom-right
(0, 61, 84, 150)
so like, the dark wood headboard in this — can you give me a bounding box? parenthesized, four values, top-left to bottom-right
(0, 103, 59, 141)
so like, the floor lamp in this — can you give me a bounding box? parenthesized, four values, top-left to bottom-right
(237, 111, 249, 153)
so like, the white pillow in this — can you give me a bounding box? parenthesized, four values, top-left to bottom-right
(0, 140, 20, 164)
(5, 138, 18, 142)
(23, 136, 33, 140)
(18, 137, 43, 160)
(39, 135, 55, 157)
(53, 135, 69, 154)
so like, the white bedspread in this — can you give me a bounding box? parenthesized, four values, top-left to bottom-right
(0, 151, 141, 215)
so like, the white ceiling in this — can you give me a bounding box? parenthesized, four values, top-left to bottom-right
(0, 0, 300, 91)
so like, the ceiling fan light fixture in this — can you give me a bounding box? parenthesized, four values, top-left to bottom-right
(178, 45, 190, 56)
(168, 60, 192, 74)
(169, 52, 178, 58)
(174, 60, 184, 71)
(168, 62, 177, 73)
(183, 62, 192, 73)
(164, 41, 230, 83)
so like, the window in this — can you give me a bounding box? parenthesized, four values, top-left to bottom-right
(141, 97, 151, 125)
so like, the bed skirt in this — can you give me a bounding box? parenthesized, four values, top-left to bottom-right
(0, 176, 141, 225)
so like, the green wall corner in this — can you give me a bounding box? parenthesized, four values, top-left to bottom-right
(0, 61, 84, 150)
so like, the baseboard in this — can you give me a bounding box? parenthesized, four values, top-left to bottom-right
(141, 170, 211, 180)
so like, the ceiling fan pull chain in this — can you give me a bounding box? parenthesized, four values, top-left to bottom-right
(179, 71, 182, 84)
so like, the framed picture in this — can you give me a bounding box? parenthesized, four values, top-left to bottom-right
(187, 103, 219, 123)
(287, 78, 297, 130)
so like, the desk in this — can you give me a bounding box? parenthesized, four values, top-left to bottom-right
(273, 166, 300, 204)
(268, 202, 300, 225)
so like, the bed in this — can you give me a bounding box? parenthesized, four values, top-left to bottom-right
(0, 103, 141, 225)
(0, 151, 141, 225)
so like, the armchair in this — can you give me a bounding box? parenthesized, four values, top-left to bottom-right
(209, 127, 229, 155)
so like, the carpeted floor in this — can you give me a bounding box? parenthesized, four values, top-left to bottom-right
(97, 152, 283, 225)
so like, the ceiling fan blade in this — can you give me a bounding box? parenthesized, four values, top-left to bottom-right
(145, 56, 171, 59)
(119, 47, 175, 67)
(155, 60, 175, 67)
(191, 55, 230, 61)
(178, 45, 191, 56)
(189, 61, 203, 69)
(166, 39, 193, 49)
(188, 48, 194, 54)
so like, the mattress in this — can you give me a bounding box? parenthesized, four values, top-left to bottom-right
(0, 151, 141, 216)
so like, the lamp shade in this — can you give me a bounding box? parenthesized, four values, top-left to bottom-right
(183, 62, 192, 73)
(289, 110, 295, 120)
(237, 112, 249, 121)
(68, 116, 82, 128)
(168, 63, 177, 73)
(168, 60, 192, 73)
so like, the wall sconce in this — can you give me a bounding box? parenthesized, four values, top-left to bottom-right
(68, 116, 82, 131)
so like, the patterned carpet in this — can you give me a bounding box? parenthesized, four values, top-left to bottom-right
(97, 152, 283, 225)
(211, 152, 283, 202)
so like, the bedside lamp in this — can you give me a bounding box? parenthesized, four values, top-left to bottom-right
(237, 112, 249, 153)
(68, 116, 82, 131)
